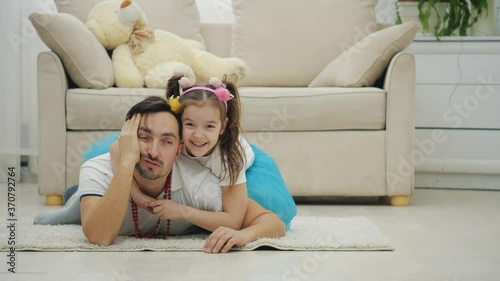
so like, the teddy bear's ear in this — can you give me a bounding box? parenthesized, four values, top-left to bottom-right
(87, 19, 110, 50)
(121, 0, 132, 9)
(225, 74, 240, 85)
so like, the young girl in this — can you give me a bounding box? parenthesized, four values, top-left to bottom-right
(127, 76, 296, 231)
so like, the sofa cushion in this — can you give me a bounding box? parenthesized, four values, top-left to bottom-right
(309, 21, 419, 87)
(66, 88, 164, 130)
(231, 0, 378, 87)
(239, 87, 386, 131)
(54, 0, 205, 45)
(66, 87, 386, 131)
(29, 12, 114, 89)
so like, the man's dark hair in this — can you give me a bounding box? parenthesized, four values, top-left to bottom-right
(125, 96, 182, 137)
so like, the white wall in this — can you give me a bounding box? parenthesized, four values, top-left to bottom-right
(1, 0, 53, 157)
(195, 0, 397, 23)
(0, 1, 22, 181)
(0, 0, 53, 180)
(196, 0, 234, 23)
(1, 1, 21, 155)
(376, 0, 397, 23)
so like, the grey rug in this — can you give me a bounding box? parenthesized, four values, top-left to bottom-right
(0, 216, 393, 252)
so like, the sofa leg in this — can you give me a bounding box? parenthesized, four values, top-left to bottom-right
(389, 196, 409, 206)
(46, 194, 63, 206)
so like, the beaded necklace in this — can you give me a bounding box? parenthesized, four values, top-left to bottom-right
(131, 173, 171, 239)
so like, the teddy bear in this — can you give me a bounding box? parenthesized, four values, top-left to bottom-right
(86, 0, 248, 88)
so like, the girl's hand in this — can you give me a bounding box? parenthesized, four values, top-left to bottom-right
(145, 199, 187, 220)
(204, 226, 251, 254)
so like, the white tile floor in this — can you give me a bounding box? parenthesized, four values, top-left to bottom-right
(1, 183, 500, 280)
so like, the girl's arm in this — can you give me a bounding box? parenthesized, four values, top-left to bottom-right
(145, 182, 248, 231)
(218, 182, 248, 229)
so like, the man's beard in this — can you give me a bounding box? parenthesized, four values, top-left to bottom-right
(135, 155, 165, 180)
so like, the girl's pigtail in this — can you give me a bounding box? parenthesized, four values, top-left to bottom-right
(219, 79, 244, 187)
(166, 76, 185, 114)
(166, 76, 183, 99)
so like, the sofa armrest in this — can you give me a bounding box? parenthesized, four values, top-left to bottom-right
(37, 51, 68, 196)
(383, 51, 416, 196)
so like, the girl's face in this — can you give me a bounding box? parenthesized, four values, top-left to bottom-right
(182, 104, 227, 157)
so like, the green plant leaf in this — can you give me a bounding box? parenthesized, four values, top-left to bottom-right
(408, 0, 488, 39)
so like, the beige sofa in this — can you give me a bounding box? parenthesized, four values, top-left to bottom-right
(35, 0, 415, 206)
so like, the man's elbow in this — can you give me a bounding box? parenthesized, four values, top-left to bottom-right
(83, 227, 116, 246)
(86, 234, 115, 246)
(87, 237, 114, 246)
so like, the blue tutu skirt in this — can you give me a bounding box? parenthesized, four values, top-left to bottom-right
(82, 133, 119, 163)
(83, 134, 297, 230)
(246, 144, 296, 230)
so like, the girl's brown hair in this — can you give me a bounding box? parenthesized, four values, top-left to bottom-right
(166, 76, 244, 187)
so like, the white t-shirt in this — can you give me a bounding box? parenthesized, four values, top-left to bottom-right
(78, 153, 223, 236)
(182, 136, 255, 187)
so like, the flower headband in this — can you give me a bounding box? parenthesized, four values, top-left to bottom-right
(181, 77, 234, 111)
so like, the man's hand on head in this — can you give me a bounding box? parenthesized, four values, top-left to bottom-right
(118, 113, 141, 167)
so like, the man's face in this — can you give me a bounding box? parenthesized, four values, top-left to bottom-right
(135, 112, 181, 181)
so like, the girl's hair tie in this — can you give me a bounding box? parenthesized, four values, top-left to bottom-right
(167, 96, 181, 113)
(178, 76, 191, 89)
(209, 77, 225, 89)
